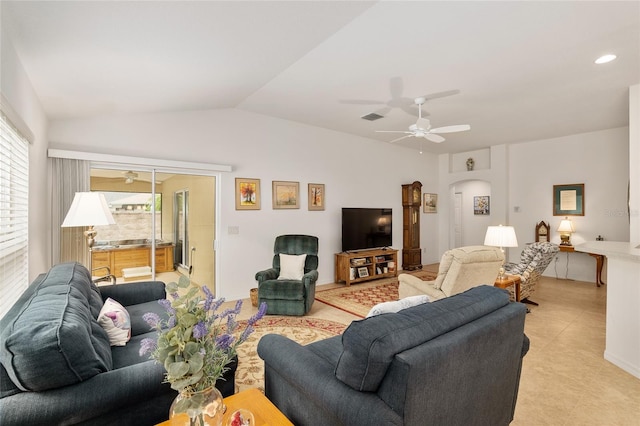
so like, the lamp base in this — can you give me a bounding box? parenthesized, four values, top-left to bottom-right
(560, 234, 572, 246)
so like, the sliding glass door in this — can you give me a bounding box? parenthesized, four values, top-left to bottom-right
(89, 167, 216, 292)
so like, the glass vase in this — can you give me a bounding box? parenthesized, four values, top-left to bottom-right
(169, 386, 225, 426)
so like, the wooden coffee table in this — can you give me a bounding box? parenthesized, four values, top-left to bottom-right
(494, 274, 521, 302)
(156, 388, 293, 426)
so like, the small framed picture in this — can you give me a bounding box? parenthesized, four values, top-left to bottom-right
(423, 193, 437, 213)
(357, 267, 369, 278)
(272, 181, 300, 209)
(474, 196, 490, 215)
(308, 183, 325, 211)
(235, 178, 260, 210)
(553, 183, 584, 216)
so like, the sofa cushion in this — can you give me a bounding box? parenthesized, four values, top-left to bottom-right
(278, 253, 307, 280)
(335, 285, 509, 392)
(98, 298, 132, 346)
(0, 262, 112, 391)
(366, 295, 429, 317)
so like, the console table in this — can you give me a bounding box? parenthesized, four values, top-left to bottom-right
(558, 245, 606, 286)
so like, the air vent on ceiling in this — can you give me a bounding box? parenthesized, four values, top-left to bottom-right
(361, 112, 384, 121)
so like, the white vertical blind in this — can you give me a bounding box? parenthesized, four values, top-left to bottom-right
(0, 113, 29, 319)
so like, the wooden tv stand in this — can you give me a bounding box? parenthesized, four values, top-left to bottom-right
(335, 248, 398, 286)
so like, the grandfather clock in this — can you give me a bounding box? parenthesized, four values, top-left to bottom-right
(401, 181, 422, 270)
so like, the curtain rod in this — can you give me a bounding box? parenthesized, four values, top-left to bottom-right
(48, 149, 233, 173)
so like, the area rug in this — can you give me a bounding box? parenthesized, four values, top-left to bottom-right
(234, 317, 347, 392)
(315, 270, 437, 318)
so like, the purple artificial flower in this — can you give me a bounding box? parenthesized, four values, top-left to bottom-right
(143, 312, 161, 328)
(158, 299, 174, 315)
(193, 321, 207, 339)
(247, 302, 267, 326)
(139, 337, 157, 356)
(167, 316, 176, 328)
(203, 287, 214, 312)
(239, 324, 254, 343)
(215, 333, 235, 351)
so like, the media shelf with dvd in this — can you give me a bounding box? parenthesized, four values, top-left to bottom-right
(334, 248, 398, 286)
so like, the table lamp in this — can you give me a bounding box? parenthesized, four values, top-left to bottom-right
(557, 217, 575, 246)
(484, 224, 518, 279)
(61, 192, 115, 272)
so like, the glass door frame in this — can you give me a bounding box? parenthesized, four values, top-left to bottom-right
(90, 163, 220, 286)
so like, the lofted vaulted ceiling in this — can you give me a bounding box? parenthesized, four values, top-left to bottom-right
(2, 1, 638, 154)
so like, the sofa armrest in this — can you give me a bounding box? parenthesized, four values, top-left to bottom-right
(0, 361, 174, 426)
(398, 274, 444, 300)
(302, 269, 318, 285)
(255, 268, 278, 283)
(257, 334, 402, 426)
(99, 281, 166, 306)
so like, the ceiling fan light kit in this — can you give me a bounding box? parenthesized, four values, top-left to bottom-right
(375, 96, 470, 147)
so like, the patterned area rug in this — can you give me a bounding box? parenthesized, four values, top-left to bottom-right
(316, 270, 437, 317)
(234, 317, 347, 392)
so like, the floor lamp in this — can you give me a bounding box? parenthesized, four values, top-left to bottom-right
(61, 192, 115, 274)
(484, 224, 518, 280)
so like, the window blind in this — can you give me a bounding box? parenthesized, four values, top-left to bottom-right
(0, 113, 29, 319)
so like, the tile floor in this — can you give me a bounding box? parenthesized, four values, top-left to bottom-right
(132, 266, 640, 425)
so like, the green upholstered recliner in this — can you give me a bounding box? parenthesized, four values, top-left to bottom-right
(255, 235, 319, 316)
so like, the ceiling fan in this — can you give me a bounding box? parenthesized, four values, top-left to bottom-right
(376, 97, 470, 144)
(341, 77, 460, 118)
(124, 171, 138, 184)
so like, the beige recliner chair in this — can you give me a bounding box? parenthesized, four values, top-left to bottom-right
(398, 245, 504, 301)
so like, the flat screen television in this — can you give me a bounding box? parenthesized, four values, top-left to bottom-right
(342, 208, 392, 252)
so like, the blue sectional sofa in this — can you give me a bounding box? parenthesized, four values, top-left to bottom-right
(258, 285, 529, 426)
(0, 262, 235, 426)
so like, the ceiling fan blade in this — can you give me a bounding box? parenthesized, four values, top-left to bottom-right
(340, 99, 386, 105)
(389, 76, 403, 100)
(422, 89, 461, 101)
(376, 130, 412, 134)
(388, 135, 413, 144)
(429, 124, 471, 134)
(424, 133, 445, 143)
(401, 104, 431, 118)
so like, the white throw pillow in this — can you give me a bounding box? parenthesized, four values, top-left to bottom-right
(278, 253, 308, 280)
(366, 295, 430, 318)
(97, 297, 132, 346)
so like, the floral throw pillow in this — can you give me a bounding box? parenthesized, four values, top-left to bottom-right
(97, 297, 131, 346)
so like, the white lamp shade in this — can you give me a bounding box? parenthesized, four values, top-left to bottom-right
(484, 225, 518, 248)
(61, 192, 115, 227)
(557, 218, 575, 233)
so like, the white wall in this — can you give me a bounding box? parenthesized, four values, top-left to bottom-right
(630, 84, 639, 245)
(1, 24, 49, 281)
(508, 127, 629, 282)
(48, 109, 439, 300)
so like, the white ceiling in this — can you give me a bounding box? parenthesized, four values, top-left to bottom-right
(2, 1, 639, 154)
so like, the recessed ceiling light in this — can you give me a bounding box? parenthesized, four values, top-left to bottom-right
(595, 54, 617, 64)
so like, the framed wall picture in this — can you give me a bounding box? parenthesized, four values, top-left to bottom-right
(308, 183, 325, 211)
(272, 181, 300, 209)
(423, 193, 437, 213)
(553, 183, 584, 216)
(357, 267, 369, 278)
(235, 178, 260, 210)
(474, 196, 490, 215)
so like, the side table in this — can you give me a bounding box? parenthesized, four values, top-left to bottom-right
(156, 388, 293, 426)
(494, 274, 521, 302)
